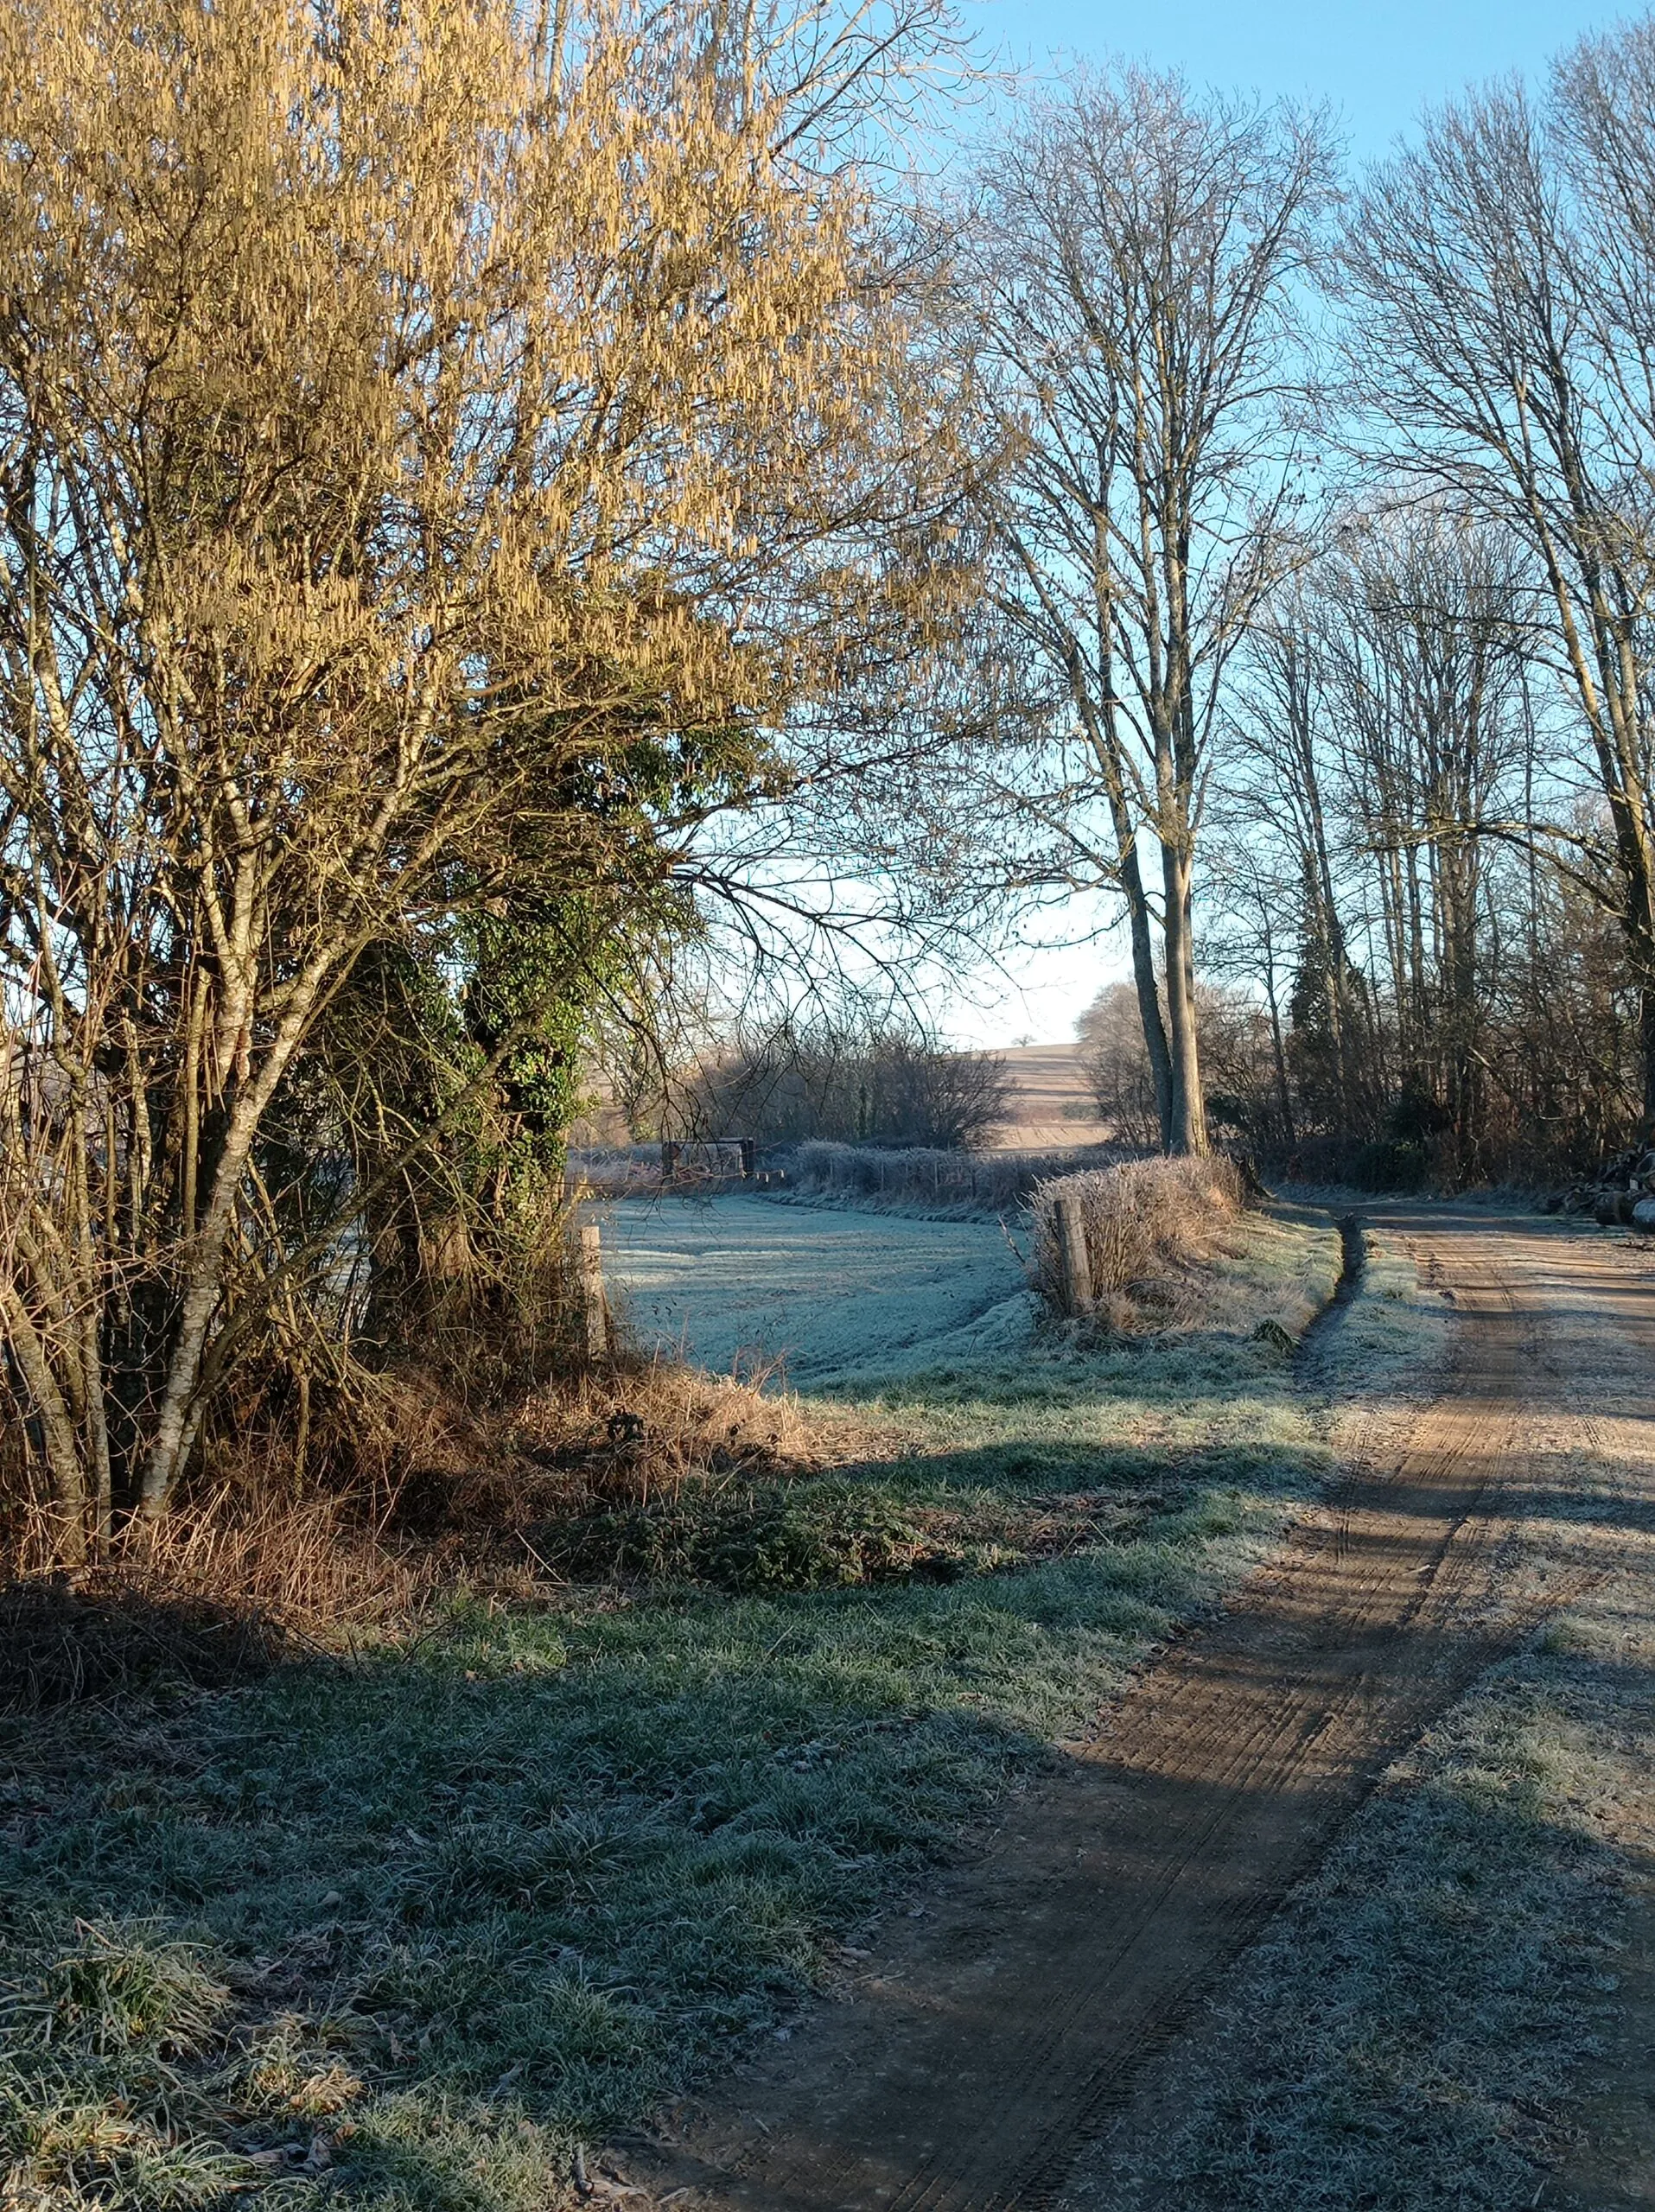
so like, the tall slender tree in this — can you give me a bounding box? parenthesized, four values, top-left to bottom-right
(963, 67, 1331, 1152)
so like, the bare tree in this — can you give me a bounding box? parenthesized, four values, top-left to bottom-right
(683, 1016, 1013, 1148)
(0, 0, 972, 1556)
(1220, 577, 1378, 1131)
(1210, 504, 1618, 1182)
(1316, 514, 1531, 1165)
(1200, 841, 1303, 1147)
(962, 67, 1332, 1152)
(1344, 29, 1655, 1128)
(1075, 982, 1164, 1149)
(1076, 975, 1277, 1150)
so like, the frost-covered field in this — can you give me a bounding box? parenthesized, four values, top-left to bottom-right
(595, 1193, 1032, 1383)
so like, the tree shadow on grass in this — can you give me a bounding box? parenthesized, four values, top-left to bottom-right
(0, 1410, 1330, 2211)
(0, 1573, 290, 1713)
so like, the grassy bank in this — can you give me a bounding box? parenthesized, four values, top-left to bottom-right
(0, 1209, 1387, 2212)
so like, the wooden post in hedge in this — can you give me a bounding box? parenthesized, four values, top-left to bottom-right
(580, 1224, 608, 1359)
(1055, 1197, 1092, 1314)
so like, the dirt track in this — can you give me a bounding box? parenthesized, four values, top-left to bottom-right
(621, 1212, 1652, 2212)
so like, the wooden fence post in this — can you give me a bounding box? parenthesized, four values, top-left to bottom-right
(1055, 1197, 1092, 1314)
(580, 1223, 608, 1358)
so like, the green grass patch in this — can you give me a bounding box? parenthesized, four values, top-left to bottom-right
(0, 1212, 1351, 2211)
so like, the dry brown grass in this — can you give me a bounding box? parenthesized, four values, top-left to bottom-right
(0, 1355, 869, 1697)
(0, 1489, 439, 1671)
(374, 1355, 853, 1526)
(1031, 1154, 1250, 1327)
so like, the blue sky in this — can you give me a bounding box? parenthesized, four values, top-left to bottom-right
(940, 0, 1629, 1050)
(965, 0, 1624, 157)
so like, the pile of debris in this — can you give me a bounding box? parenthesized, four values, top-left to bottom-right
(1545, 1146, 1655, 1225)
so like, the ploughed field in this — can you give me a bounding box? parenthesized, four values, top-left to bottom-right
(988, 1040, 1111, 1150)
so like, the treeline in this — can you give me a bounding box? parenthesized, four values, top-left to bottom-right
(967, 29, 1655, 1180)
(672, 1025, 1013, 1152)
(1199, 518, 1639, 1185)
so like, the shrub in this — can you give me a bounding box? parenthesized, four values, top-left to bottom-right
(553, 1482, 962, 1592)
(680, 1025, 1015, 1151)
(1031, 1154, 1248, 1321)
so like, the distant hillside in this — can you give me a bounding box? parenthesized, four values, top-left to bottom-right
(986, 1041, 1109, 1151)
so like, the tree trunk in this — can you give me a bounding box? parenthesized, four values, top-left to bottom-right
(1120, 842, 1174, 1148)
(137, 953, 336, 1520)
(0, 1277, 88, 1562)
(1640, 979, 1655, 1143)
(1162, 845, 1208, 1155)
(1262, 939, 1295, 1147)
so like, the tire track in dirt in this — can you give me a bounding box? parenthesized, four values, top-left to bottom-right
(622, 1220, 1550, 2212)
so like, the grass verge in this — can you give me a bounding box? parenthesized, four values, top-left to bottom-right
(0, 1210, 1365, 2212)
